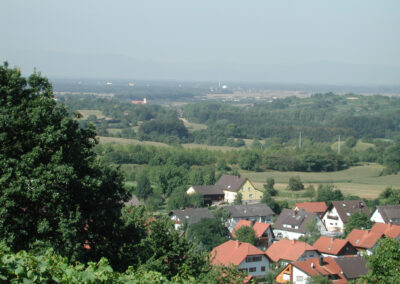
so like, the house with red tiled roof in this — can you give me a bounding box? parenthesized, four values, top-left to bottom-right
(211, 240, 271, 277)
(293, 202, 327, 218)
(266, 239, 320, 265)
(346, 222, 400, 255)
(231, 220, 274, 249)
(275, 256, 368, 284)
(313, 236, 358, 257)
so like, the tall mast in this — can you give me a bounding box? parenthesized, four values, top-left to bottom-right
(338, 135, 341, 154)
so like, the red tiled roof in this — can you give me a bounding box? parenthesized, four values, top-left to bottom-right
(266, 239, 317, 262)
(346, 229, 383, 249)
(313, 236, 351, 255)
(231, 220, 271, 238)
(294, 202, 328, 213)
(293, 257, 346, 284)
(211, 240, 266, 266)
(370, 222, 400, 239)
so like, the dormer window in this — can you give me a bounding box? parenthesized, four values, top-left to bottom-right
(346, 213, 351, 216)
(342, 204, 346, 207)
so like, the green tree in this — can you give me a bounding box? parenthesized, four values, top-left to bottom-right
(361, 238, 400, 284)
(0, 63, 132, 266)
(344, 212, 372, 236)
(263, 178, 277, 196)
(287, 176, 304, 191)
(233, 192, 242, 205)
(136, 172, 153, 200)
(234, 226, 256, 245)
(167, 189, 188, 210)
(345, 136, 357, 148)
(261, 192, 280, 214)
(377, 187, 400, 205)
(187, 218, 230, 251)
(383, 143, 400, 173)
(299, 218, 320, 245)
(315, 184, 344, 203)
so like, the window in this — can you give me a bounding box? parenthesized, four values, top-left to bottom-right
(249, 267, 256, 272)
(249, 194, 253, 198)
(248, 187, 251, 191)
(283, 274, 290, 281)
(261, 266, 266, 272)
(296, 276, 304, 281)
(246, 256, 262, 262)
(239, 268, 248, 272)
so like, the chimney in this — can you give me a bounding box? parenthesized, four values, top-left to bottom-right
(235, 240, 240, 248)
(292, 210, 297, 217)
(310, 262, 315, 269)
(292, 239, 296, 245)
(319, 256, 324, 266)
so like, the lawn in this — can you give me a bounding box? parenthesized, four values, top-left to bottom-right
(243, 164, 399, 200)
(76, 109, 107, 119)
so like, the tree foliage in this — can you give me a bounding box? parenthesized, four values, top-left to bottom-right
(187, 218, 230, 251)
(287, 176, 304, 191)
(234, 226, 256, 245)
(0, 63, 131, 266)
(344, 212, 372, 236)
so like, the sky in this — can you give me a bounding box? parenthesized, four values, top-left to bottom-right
(1, 0, 399, 84)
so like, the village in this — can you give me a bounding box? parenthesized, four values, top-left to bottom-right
(126, 174, 400, 283)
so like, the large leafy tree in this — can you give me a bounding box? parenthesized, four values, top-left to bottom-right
(0, 63, 131, 265)
(344, 212, 372, 236)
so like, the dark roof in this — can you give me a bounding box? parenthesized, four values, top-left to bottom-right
(215, 174, 247, 192)
(190, 185, 224, 196)
(223, 203, 275, 218)
(124, 195, 143, 207)
(170, 208, 215, 225)
(334, 255, 369, 279)
(376, 205, 400, 223)
(273, 209, 319, 234)
(330, 200, 370, 223)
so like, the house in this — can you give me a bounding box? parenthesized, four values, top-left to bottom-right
(275, 256, 368, 284)
(169, 208, 214, 230)
(131, 98, 147, 104)
(266, 239, 320, 265)
(232, 220, 275, 249)
(313, 236, 358, 257)
(370, 205, 400, 225)
(346, 223, 400, 255)
(211, 240, 271, 277)
(186, 185, 224, 205)
(273, 209, 327, 240)
(223, 203, 275, 231)
(322, 200, 370, 233)
(293, 202, 327, 218)
(215, 174, 262, 204)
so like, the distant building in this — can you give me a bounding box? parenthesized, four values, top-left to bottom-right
(131, 98, 147, 104)
(273, 209, 327, 240)
(124, 195, 143, 207)
(322, 200, 370, 233)
(186, 185, 224, 206)
(223, 203, 275, 231)
(169, 208, 214, 230)
(211, 240, 271, 277)
(266, 239, 320, 264)
(293, 202, 328, 218)
(370, 205, 400, 225)
(215, 174, 262, 204)
(231, 220, 275, 250)
(313, 236, 358, 257)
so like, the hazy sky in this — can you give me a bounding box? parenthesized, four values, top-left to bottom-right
(1, 0, 399, 84)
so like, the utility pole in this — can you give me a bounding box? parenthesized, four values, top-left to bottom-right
(338, 135, 341, 154)
(299, 132, 302, 149)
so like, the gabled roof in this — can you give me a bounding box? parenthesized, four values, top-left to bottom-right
(292, 257, 346, 283)
(266, 239, 317, 262)
(223, 203, 275, 218)
(215, 174, 247, 192)
(294, 202, 327, 214)
(346, 229, 383, 249)
(370, 222, 400, 239)
(375, 205, 400, 224)
(211, 240, 267, 266)
(231, 220, 272, 238)
(170, 208, 214, 225)
(329, 200, 370, 223)
(334, 255, 369, 280)
(273, 208, 319, 234)
(190, 185, 224, 196)
(313, 236, 353, 255)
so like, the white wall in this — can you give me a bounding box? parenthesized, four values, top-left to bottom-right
(238, 255, 270, 277)
(292, 267, 310, 284)
(370, 209, 385, 224)
(322, 207, 344, 232)
(224, 190, 237, 203)
(273, 229, 304, 240)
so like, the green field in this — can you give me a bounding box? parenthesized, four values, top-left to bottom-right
(179, 118, 207, 132)
(246, 164, 399, 200)
(76, 109, 108, 119)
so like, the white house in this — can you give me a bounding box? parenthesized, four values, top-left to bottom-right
(322, 200, 370, 233)
(370, 205, 400, 225)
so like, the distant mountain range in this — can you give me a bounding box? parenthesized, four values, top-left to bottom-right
(1, 48, 400, 85)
